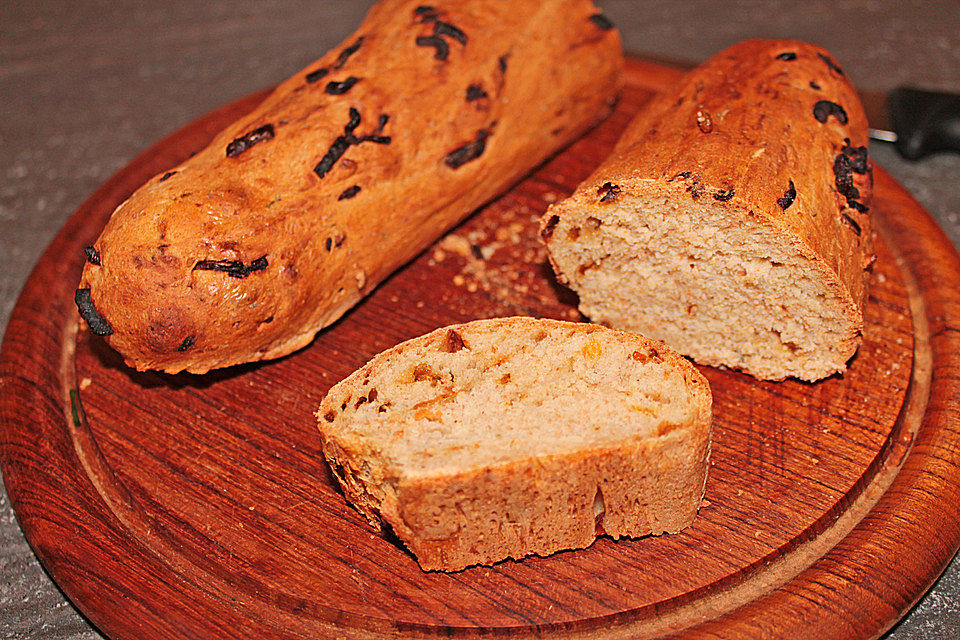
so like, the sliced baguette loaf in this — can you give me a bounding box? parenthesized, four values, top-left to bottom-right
(540, 40, 874, 381)
(316, 317, 711, 571)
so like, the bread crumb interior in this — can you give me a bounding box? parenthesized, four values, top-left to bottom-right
(546, 192, 856, 380)
(326, 322, 698, 475)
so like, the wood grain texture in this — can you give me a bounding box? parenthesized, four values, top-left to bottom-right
(1, 57, 959, 640)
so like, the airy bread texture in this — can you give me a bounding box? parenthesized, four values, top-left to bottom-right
(77, 0, 623, 374)
(541, 40, 874, 382)
(317, 317, 712, 571)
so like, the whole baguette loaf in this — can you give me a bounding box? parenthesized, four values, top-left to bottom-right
(540, 40, 874, 381)
(317, 317, 712, 571)
(76, 0, 623, 374)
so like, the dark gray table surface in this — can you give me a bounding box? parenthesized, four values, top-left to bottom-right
(2, 1, 959, 638)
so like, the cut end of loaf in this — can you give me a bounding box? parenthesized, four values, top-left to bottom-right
(542, 185, 864, 382)
(317, 317, 712, 571)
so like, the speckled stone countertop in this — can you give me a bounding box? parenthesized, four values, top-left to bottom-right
(2, 1, 959, 638)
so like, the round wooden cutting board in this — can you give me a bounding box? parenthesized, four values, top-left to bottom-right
(3, 57, 960, 640)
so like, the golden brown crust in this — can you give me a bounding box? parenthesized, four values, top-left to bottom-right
(541, 39, 873, 381)
(388, 431, 711, 571)
(78, 0, 623, 373)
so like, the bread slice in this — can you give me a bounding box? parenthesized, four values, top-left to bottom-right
(540, 40, 874, 381)
(316, 317, 711, 571)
